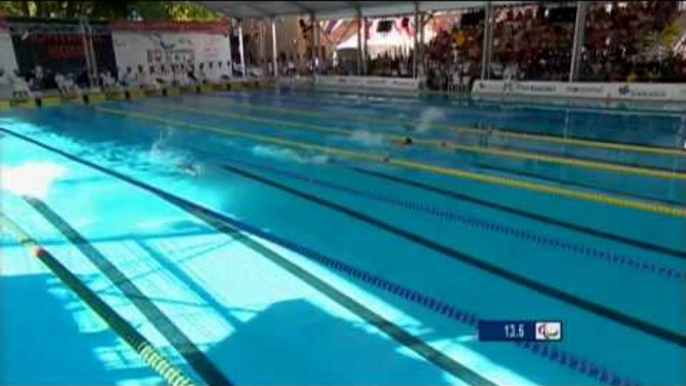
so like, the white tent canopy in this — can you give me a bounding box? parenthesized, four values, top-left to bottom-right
(338, 20, 413, 50)
(198, 1, 530, 20)
(337, 19, 436, 58)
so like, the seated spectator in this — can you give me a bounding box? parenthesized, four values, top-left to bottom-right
(55, 72, 81, 96)
(28, 65, 47, 92)
(121, 66, 136, 87)
(9, 70, 32, 99)
(216, 61, 229, 81)
(197, 63, 208, 83)
(137, 65, 160, 90)
(171, 64, 186, 86)
(206, 62, 218, 82)
(164, 64, 176, 85)
(100, 71, 118, 91)
(187, 63, 200, 84)
(0, 67, 13, 100)
(137, 65, 149, 87)
(287, 57, 296, 75)
(503, 61, 520, 81)
(626, 66, 639, 83)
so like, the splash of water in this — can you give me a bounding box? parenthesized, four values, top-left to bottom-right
(415, 107, 446, 133)
(252, 145, 328, 164)
(349, 130, 386, 147)
(149, 135, 204, 176)
(2, 162, 67, 199)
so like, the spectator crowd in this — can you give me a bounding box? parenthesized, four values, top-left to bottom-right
(2, 1, 686, 98)
(319, 1, 686, 90)
(580, 1, 686, 82)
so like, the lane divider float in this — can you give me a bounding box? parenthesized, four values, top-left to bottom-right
(0, 213, 195, 386)
(145, 102, 686, 181)
(210, 94, 686, 157)
(95, 106, 686, 218)
(219, 157, 685, 280)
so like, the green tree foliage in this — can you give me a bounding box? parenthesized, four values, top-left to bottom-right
(0, 1, 222, 21)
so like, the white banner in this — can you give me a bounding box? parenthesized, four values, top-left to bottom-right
(315, 75, 420, 91)
(113, 31, 231, 71)
(472, 80, 686, 103)
(0, 27, 17, 73)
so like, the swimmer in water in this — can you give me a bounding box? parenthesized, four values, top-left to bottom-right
(392, 137, 414, 147)
(177, 159, 201, 176)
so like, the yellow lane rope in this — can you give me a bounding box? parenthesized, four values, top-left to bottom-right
(146, 102, 686, 181)
(202, 97, 686, 157)
(95, 106, 686, 218)
(0, 213, 195, 386)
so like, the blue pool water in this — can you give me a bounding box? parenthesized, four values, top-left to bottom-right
(1, 88, 685, 385)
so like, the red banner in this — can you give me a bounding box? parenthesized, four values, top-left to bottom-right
(112, 21, 231, 34)
(0, 17, 7, 29)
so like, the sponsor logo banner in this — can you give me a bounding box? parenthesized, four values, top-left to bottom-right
(316, 76, 420, 91)
(113, 31, 231, 70)
(473, 80, 686, 102)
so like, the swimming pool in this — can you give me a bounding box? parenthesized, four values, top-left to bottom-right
(1, 87, 685, 385)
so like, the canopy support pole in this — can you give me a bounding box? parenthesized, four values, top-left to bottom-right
(271, 18, 278, 77)
(413, 2, 419, 78)
(569, 2, 587, 82)
(356, 8, 362, 75)
(238, 20, 246, 78)
(227, 20, 233, 76)
(480, 1, 493, 80)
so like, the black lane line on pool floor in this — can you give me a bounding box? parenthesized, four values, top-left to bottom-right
(180, 143, 686, 270)
(0, 127, 638, 385)
(22, 197, 234, 386)
(3, 128, 494, 385)
(347, 165, 686, 260)
(209, 157, 684, 281)
(0, 214, 195, 386)
(187, 201, 496, 386)
(219, 163, 686, 349)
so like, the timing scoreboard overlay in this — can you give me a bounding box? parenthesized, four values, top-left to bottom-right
(478, 320, 563, 342)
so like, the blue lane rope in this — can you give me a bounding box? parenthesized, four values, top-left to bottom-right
(219, 157, 685, 282)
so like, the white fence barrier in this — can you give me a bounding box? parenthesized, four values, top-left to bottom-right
(0, 27, 18, 73)
(472, 80, 686, 103)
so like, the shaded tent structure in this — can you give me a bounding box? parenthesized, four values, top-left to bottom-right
(198, 1, 531, 78)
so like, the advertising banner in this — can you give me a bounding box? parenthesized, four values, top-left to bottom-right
(112, 31, 231, 71)
(472, 80, 686, 103)
(7, 18, 116, 77)
(315, 76, 420, 91)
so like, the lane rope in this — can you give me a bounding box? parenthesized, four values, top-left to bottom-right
(210, 93, 686, 157)
(218, 162, 686, 349)
(218, 157, 685, 280)
(95, 106, 686, 218)
(22, 197, 233, 386)
(145, 102, 686, 181)
(0, 213, 195, 386)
